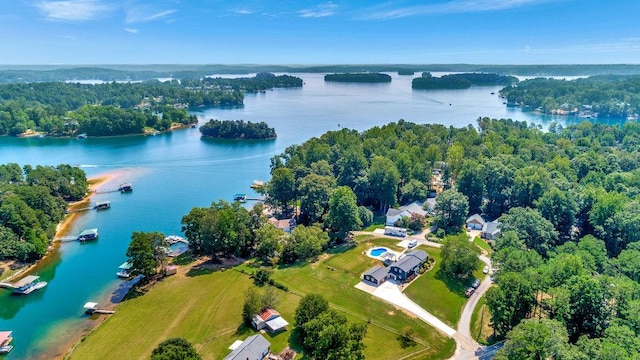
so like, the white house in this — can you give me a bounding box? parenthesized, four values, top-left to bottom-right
(482, 221, 501, 240)
(466, 214, 485, 230)
(386, 201, 428, 226)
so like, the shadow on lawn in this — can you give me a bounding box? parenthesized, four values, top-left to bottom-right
(434, 269, 471, 295)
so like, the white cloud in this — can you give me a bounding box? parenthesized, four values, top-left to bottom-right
(232, 8, 253, 15)
(126, 8, 176, 24)
(36, 0, 114, 21)
(299, 2, 338, 18)
(362, 0, 560, 20)
(124, 27, 138, 33)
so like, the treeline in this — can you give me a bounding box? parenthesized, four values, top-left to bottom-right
(182, 73, 303, 92)
(412, 72, 519, 89)
(499, 75, 640, 118)
(0, 80, 237, 136)
(181, 202, 329, 265)
(199, 119, 276, 140)
(324, 73, 392, 83)
(0, 164, 88, 261)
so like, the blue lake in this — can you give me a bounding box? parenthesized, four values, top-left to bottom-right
(0, 72, 599, 359)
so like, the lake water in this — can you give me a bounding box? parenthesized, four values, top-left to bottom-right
(0, 72, 592, 359)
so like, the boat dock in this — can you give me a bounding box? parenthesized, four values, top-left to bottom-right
(84, 302, 116, 315)
(93, 183, 133, 194)
(67, 200, 111, 213)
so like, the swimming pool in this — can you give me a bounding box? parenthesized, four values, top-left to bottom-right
(370, 247, 388, 257)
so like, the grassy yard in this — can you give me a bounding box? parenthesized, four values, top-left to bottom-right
(473, 236, 493, 256)
(68, 236, 456, 360)
(404, 247, 485, 328)
(273, 236, 455, 359)
(470, 295, 494, 345)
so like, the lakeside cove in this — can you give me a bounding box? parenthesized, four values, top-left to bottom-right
(0, 72, 627, 359)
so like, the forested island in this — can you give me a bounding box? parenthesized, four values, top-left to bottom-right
(412, 72, 519, 89)
(499, 75, 640, 119)
(3, 64, 640, 83)
(0, 164, 88, 262)
(324, 73, 392, 83)
(199, 119, 277, 140)
(0, 73, 302, 137)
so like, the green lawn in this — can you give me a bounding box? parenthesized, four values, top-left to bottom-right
(404, 248, 484, 328)
(473, 236, 493, 256)
(470, 295, 493, 345)
(68, 236, 456, 360)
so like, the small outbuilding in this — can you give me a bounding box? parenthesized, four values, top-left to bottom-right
(252, 308, 289, 333)
(224, 334, 270, 360)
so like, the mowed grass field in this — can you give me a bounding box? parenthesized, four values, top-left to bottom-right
(68, 235, 455, 360)
(404, 247, 484, 328)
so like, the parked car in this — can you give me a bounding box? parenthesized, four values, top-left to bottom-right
(408, 240, 418, 249)
(483, 265, 490, 274)
(465, 287, 475, 297)
(472, 279, 481, 289)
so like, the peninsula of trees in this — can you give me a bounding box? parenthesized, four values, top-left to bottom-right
(324, 73, 392, 83)
(0, 73, 302, 137)
(499, 75, 640, 119)
(199, 119, 277, 140)
(0, 164, 88, 262)
(412, 72, 519, 89)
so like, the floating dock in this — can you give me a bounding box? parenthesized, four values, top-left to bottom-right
(84, 302, 115, 315)
(77, 228, 99, 242)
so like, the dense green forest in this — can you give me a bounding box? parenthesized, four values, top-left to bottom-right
(0, 73, 302, 137)
(2, 64, 640, 83)
(499, 75, 640, 119)
(199, 119, 277, 140)
(0, 164, 88, 262)
(324, 73, 392, 83)
(257, 118, 640, 358)
(412, 73, 519, 89)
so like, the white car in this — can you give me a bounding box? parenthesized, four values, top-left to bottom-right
(483, 265, 490, 274)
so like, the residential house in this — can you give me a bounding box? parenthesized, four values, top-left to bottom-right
(386, 200, 428, 225)
(224, 334, 270, 360)
(252, 308, 290, 333)
(268, 217, 297, 233)
(388, 250, 429, 282)
(362, 266, 389, 285)
(466, 214, 485, 230)
(482, 221, 501, 240)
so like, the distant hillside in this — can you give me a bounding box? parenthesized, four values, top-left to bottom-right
(324, 73, 392, 83)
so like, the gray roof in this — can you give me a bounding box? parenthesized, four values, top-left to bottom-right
(224, 334, 270, 360)
(392, 250, 428, 273)
(399, 201, 428, 216)
(466, 214, 485, 225)
(483, 221, 501, 234)
(386, 208, 405, 217)
(364, 266, 389, 281)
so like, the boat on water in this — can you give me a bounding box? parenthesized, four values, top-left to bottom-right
(250, 180, 265, 189)
(77, 228, 99, 242)
(0, 330, 13, 354)
(118, 183, 133, 192)
(233, 193, 247, 202)
(12, 275, 47, 295)
(116, 261, 132, 279)
(93, 200, 111, 210)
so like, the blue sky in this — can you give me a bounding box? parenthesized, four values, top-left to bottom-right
(0, 0, 639, 64)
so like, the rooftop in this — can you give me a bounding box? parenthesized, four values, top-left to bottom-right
(223, 334, 270, 360)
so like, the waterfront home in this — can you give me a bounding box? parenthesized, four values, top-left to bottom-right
(385, 200, 428, 225)
(268, 217, 296, 233)
(252, 308, 289, 333)
(224, 334, 270, 360)
(388, 250, 429, 282)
